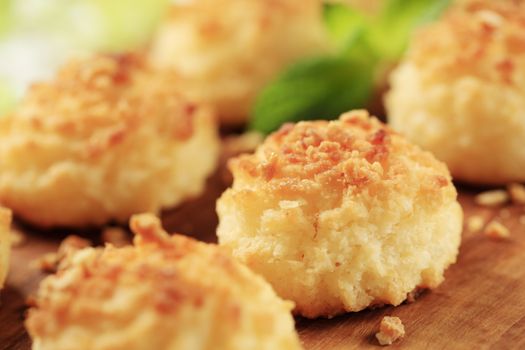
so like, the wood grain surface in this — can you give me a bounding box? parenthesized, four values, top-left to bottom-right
(1, 165, 524, 349)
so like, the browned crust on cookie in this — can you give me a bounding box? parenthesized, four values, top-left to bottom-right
(230, 110, 450, 195)
(409, 0, 525, 85)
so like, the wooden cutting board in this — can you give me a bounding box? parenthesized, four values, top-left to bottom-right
(1, 165, 524, 350)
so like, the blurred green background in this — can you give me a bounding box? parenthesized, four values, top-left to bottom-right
(0, 0, 169, 114)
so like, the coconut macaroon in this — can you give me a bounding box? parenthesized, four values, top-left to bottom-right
(0, 54, 219, 228)
(148, 0, 329, 125)
(217, 110, 462, 318)
(0, 208, 11, 290)
(386, 0, 525, 184)
(26, 214, 302, 350)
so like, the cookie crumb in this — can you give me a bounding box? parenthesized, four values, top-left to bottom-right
(507, 183, 525, 205)
(406, 288, 424, 303)
(483, 220, 510, 240)
(32, 252, 60, 273)
(221, 132, 264, 184)
(369, 303, 386, 310)
(477, 10, 503, 28)
(474, 190, 509, 207)
(376, 316, 405, 346)
(32, 235, 92, 273)
(467, 215, 485, 232)
(102, 227, 131, 247)
(222, 132, 263, 159)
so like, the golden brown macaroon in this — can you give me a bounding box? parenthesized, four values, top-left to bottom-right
(217, 110, 462, 318)
(26, 214, 302, 350)
(0, 54, 220, 228)
(148, 0, 329, 125)
(0, 208, 12, 289)
(386, 0, 525, 185)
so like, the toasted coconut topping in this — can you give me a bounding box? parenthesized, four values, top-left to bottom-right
(3, 54, 198, 148)
(231, 110, 450, 195)
(26, 214, 298, 349)
(409, 0, 525, 85)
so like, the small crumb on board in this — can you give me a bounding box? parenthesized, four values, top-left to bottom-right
(483, 220, 510, 240)
(32, 253, 60, 273)
(376, 316, 405, 346)
(32, 235, 92, 273)
(222, 131, 263, 159)
(507, 183, 525, 205)
(102, 227, 131, 247)
(467, 215, 485, 232)
(406, 288, 424, 304)
(474, 190, 509, 207)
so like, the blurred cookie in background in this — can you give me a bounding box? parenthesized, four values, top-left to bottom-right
(386, 0, 525, 185)
(148, 0, 330, 126)
(0, 54, 220, 228)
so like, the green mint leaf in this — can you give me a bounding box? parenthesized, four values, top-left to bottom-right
(250, 55, 374, 134)
(249, 0, 452, 133)
(370, 0, 451, 60)
(323, 3, 369, 52)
